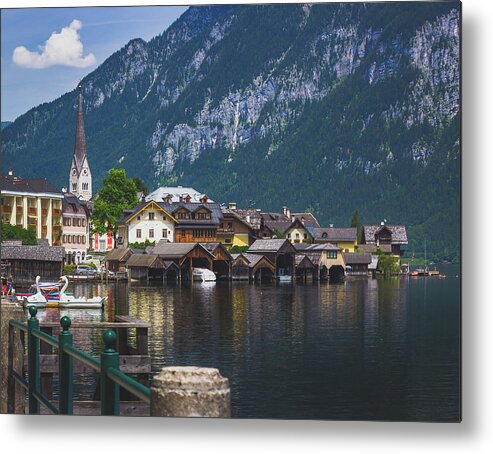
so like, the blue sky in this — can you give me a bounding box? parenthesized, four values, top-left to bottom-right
(1, 5, 187, 121)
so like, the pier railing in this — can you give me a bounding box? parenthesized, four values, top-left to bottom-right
(8, 306, 150, 415)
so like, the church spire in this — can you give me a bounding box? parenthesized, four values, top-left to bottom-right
(73, 83, 87, 175)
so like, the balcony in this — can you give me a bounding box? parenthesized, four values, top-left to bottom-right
(28, 207, 37, 216)
(53, 226, 61, 234)
(41, 208, 48, 217)
(217, 227, 234, 234)
(41, 225, 48, 235)
(53, 209, 61, 217)
(16, 206, 23, 215)
(2, 205, 12, 214)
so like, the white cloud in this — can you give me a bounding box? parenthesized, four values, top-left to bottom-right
(13, 19, 96, 69)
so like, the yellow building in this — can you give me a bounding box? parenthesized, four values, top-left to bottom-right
(285, 219, 313, 244)
(312, 227, 358, 252)
(217, 210, 255, 248)
(1, 172, 63, 246)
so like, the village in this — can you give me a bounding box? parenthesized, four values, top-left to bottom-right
(0, 88, 409, 287)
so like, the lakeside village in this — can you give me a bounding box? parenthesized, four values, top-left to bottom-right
(0, 88, 434, 293)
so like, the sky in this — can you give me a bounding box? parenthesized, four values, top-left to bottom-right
(1, 4, 188, 121)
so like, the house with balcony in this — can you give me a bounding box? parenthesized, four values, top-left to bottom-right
(217, 208, 256, 248)
(1, 172, 63, 246)
(116, 200, 177, 248)
(360, 224, 408, 256)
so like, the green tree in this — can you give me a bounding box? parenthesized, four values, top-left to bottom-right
(350, 210, 362, 243)
(0, 221, 37, 245)
(92, 169, 139, 235)
(376, 250, 400, 277)
(132, 177, 149, 197)
(271, 227, 285, 239)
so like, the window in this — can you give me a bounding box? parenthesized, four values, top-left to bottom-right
(345, 249, 349, 253)
(149, 229, 154, 238)
(227, 222, 232, 229)
(287, 233, 291, 239)
(295, 233, 300, 239)
(82, 236, 86, 244)
(67, 235, 71, 244)
(322, 232, 328, 239)
(162, 229, 167, 238)
(137, 215, 141, 221)
(162, 215, 166, 221)
(62, 235, 66, 243)
(225, 238, 232, 244)
(72, 235, 76, 243)
(149, 212, 155, 220)
(304, 233, 308, 239)
(72, 183, 77, 191)
(181, 230, 186, 238)
(327, 250, 337, 259)
(82, 219, 86, 227)
(136, 229, 142, 238)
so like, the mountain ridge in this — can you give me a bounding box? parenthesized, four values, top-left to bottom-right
(1, 3, 460, 260)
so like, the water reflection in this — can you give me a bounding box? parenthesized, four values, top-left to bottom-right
(37, 267, 459, 420)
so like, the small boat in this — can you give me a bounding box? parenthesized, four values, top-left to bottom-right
(23, 276, 105, 309)
(277, 269, 292, 282)
(193, 268, 216, 282)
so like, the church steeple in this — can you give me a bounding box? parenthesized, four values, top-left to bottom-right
(69, 83, 92, 201)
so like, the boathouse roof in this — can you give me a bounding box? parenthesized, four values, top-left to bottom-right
(105, 247, 135, 263)
(1, 241, 65, 262)
(342, 252, 372, 265)
(248, 239, 297, 254)
(126, 254, 165, 269)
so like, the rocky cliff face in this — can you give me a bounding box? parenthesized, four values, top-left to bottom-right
(2, 3, 460, 260)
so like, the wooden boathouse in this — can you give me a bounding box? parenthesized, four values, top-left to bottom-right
(0, 240, 65, 284)
(231, 253, 276, 281)
(125, 253, 180, 282)
(247, 239, 296, 278)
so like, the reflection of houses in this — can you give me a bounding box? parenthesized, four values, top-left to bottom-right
(116, 200, 177, 248)
(294, 243, 346, 281)
(1, 240, 65, 283)
(360, 224, 408, 256)
(217, 208, 255, 248)
(1, 172, 63, 246)
(343, 252, 372, 275)
(312, 227, 357, 252)
(231, 253, 276, 282)
(247, 239, 296, 279)
(62, 192, 91, 263)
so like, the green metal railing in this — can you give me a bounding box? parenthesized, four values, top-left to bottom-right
(8, 306, 151, 415)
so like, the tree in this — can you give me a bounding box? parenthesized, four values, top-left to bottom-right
(132, 177, 149, 197)
(271, 227, 285, 239)
(92, 169, 139, 235)
(0, 221, 37, 245)
(350, 210, 362, 243)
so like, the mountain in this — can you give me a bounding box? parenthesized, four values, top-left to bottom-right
(1, 121, 12, 130)
(2, 3, 460, 261)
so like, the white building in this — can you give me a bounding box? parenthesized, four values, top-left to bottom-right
(116, 200, 177, 248)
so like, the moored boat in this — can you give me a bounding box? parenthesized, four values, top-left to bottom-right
(192, 268, 216, 282)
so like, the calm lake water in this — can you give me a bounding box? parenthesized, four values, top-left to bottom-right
(34, 264, 461, 421)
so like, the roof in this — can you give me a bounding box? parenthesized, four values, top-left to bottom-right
(146, 186, 213, 203)
(290, 213, 320, 228)
(1, 175, 62, 196)
(343, 252, 372, 265)
(126, 254, 164, 268)
(248, 239, 296, 253)
(362, 225, 408, 245)
(73, 89, 87, 175)
(1, 242, 65, 262)
(116, 200, 177, 225)
(62, 192, 90, 215)
(221, 209, 255, 230)
(264, 219, 292, 233)
(105, 247, 134, 262)
(295, 255, 316, 268)
(230, 209, 263, 230)
(261, 211, 320, 229)
(151, 241, 214, 259)
(313, 227, 357, 242)
(170, 202, 223, 226)
(294, 243, 340, 251)
(235, 253, 275, 269)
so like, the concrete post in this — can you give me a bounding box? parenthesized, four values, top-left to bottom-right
(0, 301, 25, 414)
(150, 366, 231, 418)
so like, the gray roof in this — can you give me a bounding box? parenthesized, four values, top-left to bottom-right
(313, 227, 357, 242)
(170, 202, 223, 226)
(230, 209, 263, 230)
(1, 242, 65, 262)
(343, 252, 372, 265)
(362, 225, 408, 245)
(248, 239, 295, 253)
(295, 254, 315, 267)
(1, 175, 62, 196)
(294, 243, 340, 251)
(151, 241, 213, 259)
(237, 253, 274, 269)
(105, 247, 134, 262)
(357, 244, 392, 254)
(126, 254, 164, 268)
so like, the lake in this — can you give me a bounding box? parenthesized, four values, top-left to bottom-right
(37, 264, 461, 421)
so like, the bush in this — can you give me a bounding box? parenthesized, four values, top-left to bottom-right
(229, 245, 249, 254)
(64, 264, 75, 275)
(128, 239, 156, 249)
(1, 221, 37, 245)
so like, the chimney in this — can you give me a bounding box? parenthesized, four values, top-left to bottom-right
(62, 187, 67, 193)
(8, 169, 13, 176)
(329, 224, 333, 228)
(246, 215, 251, 223)
(301, 217, 305, 225)
(283, 206, 290, 218)
(228, 202, 237, 210)
(380, 221, 385, 226)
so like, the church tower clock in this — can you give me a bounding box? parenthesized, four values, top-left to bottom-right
(69, 83, 92, 201)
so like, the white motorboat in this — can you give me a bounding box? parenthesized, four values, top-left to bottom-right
(193, 268, 217, 282)
(277, 269, 292, 282)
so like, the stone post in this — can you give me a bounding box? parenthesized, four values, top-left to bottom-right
(151, 366, 231, 418)
(0, 301, 25, 414)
